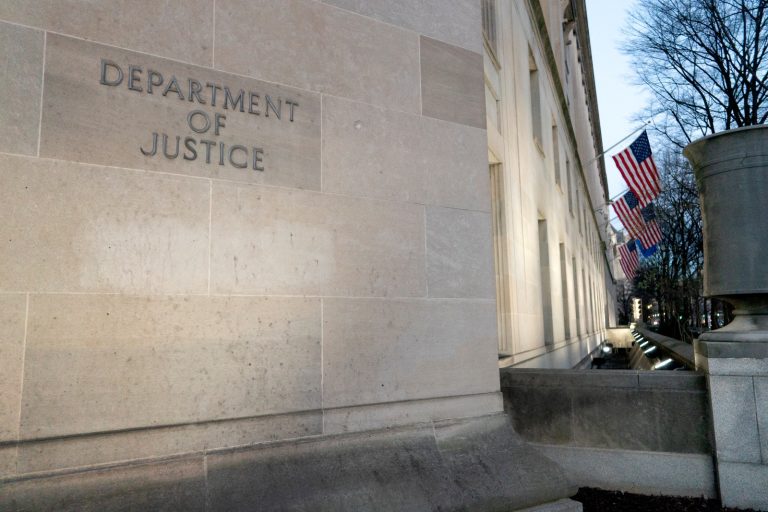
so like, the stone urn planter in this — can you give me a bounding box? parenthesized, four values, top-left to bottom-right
(683, 125, 768, 342)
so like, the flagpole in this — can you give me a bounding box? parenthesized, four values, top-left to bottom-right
(585, 120, 652, 168)
(590, 120, 655, 205)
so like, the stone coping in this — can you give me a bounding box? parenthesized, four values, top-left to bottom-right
(695, 339, 768, 359)
(500, 368, 706, 391)
(636, 327, 696, 368)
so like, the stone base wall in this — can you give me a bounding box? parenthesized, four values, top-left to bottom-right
(501, 368, 716, 498)
(696, 340, 768, 510)
(1, 414, 578, 512)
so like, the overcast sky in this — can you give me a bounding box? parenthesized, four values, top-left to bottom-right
(585, 0, 651, 202)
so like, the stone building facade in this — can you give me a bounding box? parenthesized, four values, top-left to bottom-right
(0, 0, 613, 509)
(487, 0, 616, 369)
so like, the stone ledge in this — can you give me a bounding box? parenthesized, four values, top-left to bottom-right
(695, 339, 768, 359)
(517, 498, 583, 511)
(636, 327, 695, 367)
(533, 443, 717, 499)
(0, 414, 576, 511)
(717, 461, 768, 510)
(501, 368, 707, 391)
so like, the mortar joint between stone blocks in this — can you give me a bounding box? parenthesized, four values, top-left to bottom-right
(36, 31, 47, 157)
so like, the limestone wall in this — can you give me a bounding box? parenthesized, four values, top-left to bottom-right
(0, 0, 502, 478)
(485, 0, 614, 365)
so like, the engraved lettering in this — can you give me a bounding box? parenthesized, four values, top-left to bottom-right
(183, 137, 198, 161)
(206, 82, 222, 107)
(224, 87, 245, 112)
(99, 59, 123, 86)
(253, 148, 264, 171)
(200, 139, 215, 164)
(214, 113, 226, 136)
(265, 95, 281, 119)
(248, 92, 260, 115)
(162, 75, 185, 100)
(187, 110, 211, 134)
(140, 132, 158, 156)
(228, 145, 248, 168)
(162, 133, 181, 159)
(128, 65, 143, 92)
(147, 69, 163, 94)
(103, 59, 298, 173)
(188, 79, 206, 104)
(286, 100, 299, 122)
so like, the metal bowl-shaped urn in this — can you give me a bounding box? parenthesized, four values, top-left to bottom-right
(683, 125, 768, 341)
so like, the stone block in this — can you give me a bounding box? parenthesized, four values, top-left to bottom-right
(637, 371, 707, 390)
(204, 414, 574, 512)
(652, 390, 712, 454)
(704, 356, 768, 376)
(0, 456, 206, 512)
(0, 294, 26, 443)
(501, 369, 640, 390)
(535, 444, 717, 498)
(4, 415, 576, 511)
(210, 182, 426, 297)
(215, 0, 420, 113)
(20, 294, 321, 438)
(426, 207, 494, 298)
(0, 445, 16, 478)
(206, 427, 460, 512)
(321, 95, 489, 211)
(420, 36, 485, 128)
(707, 375, 761, 463)
(754, 376, 768, 463)
(323, 393, 502, 435)
(321, 0, 483, 52)
(696, 339, 768, 360)
(0, 154, 209, 294)
(40, 34, 321, 190)
(0, 0, 213, 65)
(322, 298, 498, 408)
(717, 461, 768, 510)
(432, 415, 576, 510)
(504, 385, 573, 445)
(570, 389, 658, 451)
(17, 411, 321, 474)
(0, 22, 43, 156)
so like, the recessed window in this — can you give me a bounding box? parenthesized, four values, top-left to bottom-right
(566, 157, 573, 214)
(552, 122, 561, 186)
(529, 49, 542, 146)
(482, 0, 499, 64)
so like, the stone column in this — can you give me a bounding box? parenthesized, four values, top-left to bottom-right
(684, 126, 768, 511)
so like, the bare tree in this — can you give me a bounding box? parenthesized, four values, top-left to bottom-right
(625, 0, 768, 148)
(632, 151, 704, 341)
(616, 280, 635, 325)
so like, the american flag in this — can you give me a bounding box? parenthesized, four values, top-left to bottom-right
(612, 190, 645, 238)
(619, 240, 639, 280)
(636, 238, 658, 258)
(612, 131, 661, 206)
(636, 219, 662, 249)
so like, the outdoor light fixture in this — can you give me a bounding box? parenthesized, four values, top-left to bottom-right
(644, 346, 657, 355)
(602, 345, 612, 354)
(654, 358, 673, 369)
